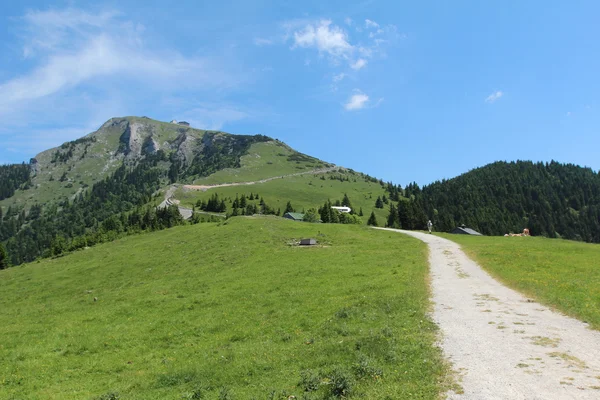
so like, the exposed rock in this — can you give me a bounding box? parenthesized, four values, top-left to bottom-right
(142, 136, 160, 155)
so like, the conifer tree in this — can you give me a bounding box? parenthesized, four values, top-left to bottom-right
(367, 211, 378, 226)
(386, 203, 400, 228)
(342, 193, 352, 208)
(284, 201, 294, 213)
(359, 207, 364, 216)
(375, 196, 384, 209)
(398, 200, 410, 229)
(319, 201, 330, 223)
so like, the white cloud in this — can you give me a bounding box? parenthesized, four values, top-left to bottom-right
(350, 58, 368, 70)
(333, 73, 346, 83)
(0, 7, 245, 159)
(344, 91, 369, 111)
(283, 18, 400, 72)
(253, 37, 273, 46)
(365, 19, 380, 29)
(292, 19, 353, 59)
(0, 8, 233, 115)
(485, 91, 503, 103)
(344, 17, 353, 26)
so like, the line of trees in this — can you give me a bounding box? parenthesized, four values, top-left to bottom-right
(383, 160, 600, 242)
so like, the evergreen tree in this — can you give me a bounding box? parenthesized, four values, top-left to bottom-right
(284, 201, 294, 213)
(397, 200, 410, 229)
(359, 207, 364, 216)
(342, 193, 353, 208)
(386, 203, 400, 228)
(367, 211, 378, 226)
(319, 201, 331, 223)
(375, 196, 384, 209)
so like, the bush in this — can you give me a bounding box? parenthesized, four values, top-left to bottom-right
(328, 368, 353, 398)
(299, 369, 320, 392)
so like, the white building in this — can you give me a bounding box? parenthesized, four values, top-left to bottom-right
(331, 206, 351, 213)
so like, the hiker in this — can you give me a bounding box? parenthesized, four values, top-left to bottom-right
(427, 219, 433, 234)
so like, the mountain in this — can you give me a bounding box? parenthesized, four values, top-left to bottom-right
(388, 161, 600, 243)
(2, 116, 283, 209)
(0, 117, 390, 265)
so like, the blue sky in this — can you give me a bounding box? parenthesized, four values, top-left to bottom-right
(1, 1, 599, 186)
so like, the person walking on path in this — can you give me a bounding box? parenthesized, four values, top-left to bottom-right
(427, 219, 433, 233)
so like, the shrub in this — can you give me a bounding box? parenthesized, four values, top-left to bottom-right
(328, 368, 353, 398)
(299, 369, 320, 392)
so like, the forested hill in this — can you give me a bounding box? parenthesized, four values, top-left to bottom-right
(414, 161, 600, 242)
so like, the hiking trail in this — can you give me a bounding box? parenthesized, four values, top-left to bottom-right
(377, 228, 600, 400)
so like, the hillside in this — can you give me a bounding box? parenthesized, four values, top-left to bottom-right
(3, 117, 394, 266)
(0, 116, 290, 210)
(384, 161, 600, 242)
(0, 217, 447, 399)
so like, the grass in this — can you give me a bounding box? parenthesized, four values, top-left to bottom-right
(189, 141, 331, 185)
(440, 234, 600, 330)
(176, 170, 390, 225)
(0, 217, 447, 399)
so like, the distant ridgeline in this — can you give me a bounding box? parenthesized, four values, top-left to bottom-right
(0, 132, 271, 266)
(383, 161, 600, 243)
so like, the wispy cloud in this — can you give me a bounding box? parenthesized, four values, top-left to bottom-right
(0, 7, 244, 159)
(253, 37, 273, 46)
(292, 19, 354, 60)
(284, 18, 400, 70)
(485, 90, 503, 103)
(1, 8, 233, 111)
(345, 91, 369, 111)
(333, 73, 346, 83)
(365, 19, 380, 29)
(350, 58, 368, 70)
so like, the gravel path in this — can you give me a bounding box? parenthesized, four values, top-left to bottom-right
(377, 228, 600, 399)
(182, 167, 339, 191)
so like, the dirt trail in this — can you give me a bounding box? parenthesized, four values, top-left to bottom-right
(182, 167, 339, 191)
(376, 228, 600, 399)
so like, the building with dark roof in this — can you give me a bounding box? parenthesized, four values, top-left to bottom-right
(283, 212, 305, 221)
(451, 225, 483, 236)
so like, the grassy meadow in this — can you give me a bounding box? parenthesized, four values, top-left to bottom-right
(442, 234, 600, 330)
(189, 141, 331, 186)
(1, 217, 447, 399)
(177, 170, 390, 225)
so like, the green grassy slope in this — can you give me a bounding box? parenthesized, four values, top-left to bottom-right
(190, 141, 333, 185)
(176, 170, 390, 224)
(0, 217, 447, 399)
(442, 234, 600, 330)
